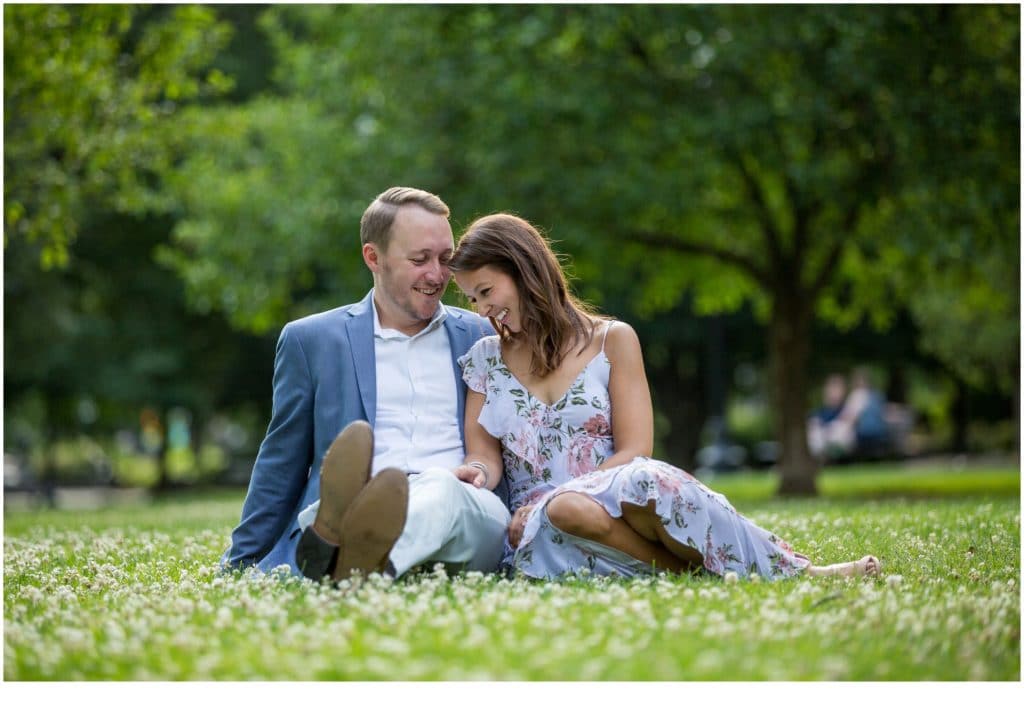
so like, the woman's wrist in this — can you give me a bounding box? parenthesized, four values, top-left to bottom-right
(467, 460, 491, 486)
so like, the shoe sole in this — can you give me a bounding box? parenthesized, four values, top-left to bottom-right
(314, 420, 374, 545)
(333, 468, 409, 580)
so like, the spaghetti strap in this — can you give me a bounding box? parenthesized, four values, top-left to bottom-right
(600, 320, 616, 353)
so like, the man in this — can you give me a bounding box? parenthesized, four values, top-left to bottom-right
(222, 186, 509, 580)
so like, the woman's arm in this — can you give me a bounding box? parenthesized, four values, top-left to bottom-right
(452, 389, 506, 490)
(601, 321, 655, 471)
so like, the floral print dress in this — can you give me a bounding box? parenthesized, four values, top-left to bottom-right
(458, 329, 810, 581)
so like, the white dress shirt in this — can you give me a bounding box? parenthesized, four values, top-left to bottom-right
(370, 290, 465, 476)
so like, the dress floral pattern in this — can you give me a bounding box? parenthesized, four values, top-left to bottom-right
(459, 331, 810, 580)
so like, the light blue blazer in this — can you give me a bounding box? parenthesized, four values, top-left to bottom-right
(222, 291, 498, 574)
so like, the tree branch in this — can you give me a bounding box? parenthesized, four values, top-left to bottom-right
(727, 148, 786, 271)
(808, 205, 859, 297)
(779, 129, 820, 256)
(790, 181, 823, 281)
(631, 229, 771, 288)
(809, 238, 844, 299)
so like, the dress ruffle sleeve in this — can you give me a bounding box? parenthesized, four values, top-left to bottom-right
(457, 336, 507, 438)
(457, 336, 495, 394)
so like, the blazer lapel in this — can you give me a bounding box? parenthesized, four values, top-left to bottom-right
(346, 292, 377, 423)
(444, 309, 471, 440)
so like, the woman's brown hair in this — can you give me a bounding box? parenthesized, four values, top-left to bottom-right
(450, 213, 604, 377)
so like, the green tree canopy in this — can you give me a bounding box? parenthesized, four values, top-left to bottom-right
(3, 5, 268, 488)
(3, 4, 232, 268)
(149, 5, 1021, 492)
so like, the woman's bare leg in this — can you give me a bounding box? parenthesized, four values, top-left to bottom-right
(620, 500, 704, 569)
(545, 492, 692, 573)
(619, 498, 882, 579)
(805, 556, 881, 578)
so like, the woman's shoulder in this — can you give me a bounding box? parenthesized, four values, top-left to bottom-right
(461, 333, 502, 365)
(459, 334, 505, 394)
(471, 333, 502, 354)
(600, 319, 642, 361)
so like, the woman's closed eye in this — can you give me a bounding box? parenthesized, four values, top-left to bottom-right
(465, 288, 489, 306)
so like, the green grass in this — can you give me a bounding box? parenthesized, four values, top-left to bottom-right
(704, 462, 1021, 503)
(4, 463, 1020, 680)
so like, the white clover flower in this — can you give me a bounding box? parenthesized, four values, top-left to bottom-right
(724, 571, 739, 584)
(885, 574, 903, 587)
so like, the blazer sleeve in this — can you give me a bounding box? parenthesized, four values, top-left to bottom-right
(224, 323, 315, 569)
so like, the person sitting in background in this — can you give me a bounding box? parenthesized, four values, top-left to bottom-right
(842, 368, 890, 456)
(808, 369, 890, 461)
(807, 373, 854, 460)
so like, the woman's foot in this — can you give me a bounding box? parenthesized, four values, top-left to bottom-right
(806, 555, 881, 578)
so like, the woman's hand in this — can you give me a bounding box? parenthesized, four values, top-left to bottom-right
(508, 504, 534, 548)
(452, 463, 487, 488)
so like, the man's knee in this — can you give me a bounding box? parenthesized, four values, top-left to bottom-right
(546, 492, 611, 539)
(410, 470, 510, 531)
(409, 469, 465, 511)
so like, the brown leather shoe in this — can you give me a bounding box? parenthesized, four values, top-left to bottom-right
(333, 468, 409, 580)
(296, 421, 374, 580)
(314, 420, 374, 545)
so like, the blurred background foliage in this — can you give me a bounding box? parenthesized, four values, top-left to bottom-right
(4, 4, 1019, 498)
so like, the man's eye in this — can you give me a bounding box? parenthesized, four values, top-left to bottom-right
(410, 258, 427, 265)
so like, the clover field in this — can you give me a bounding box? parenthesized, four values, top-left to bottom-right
(3, 464, 1020, 681)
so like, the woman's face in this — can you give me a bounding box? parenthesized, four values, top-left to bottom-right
(454, 265, 522, 333)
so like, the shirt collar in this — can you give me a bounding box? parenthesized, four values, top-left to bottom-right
(371, 289, 448, 340)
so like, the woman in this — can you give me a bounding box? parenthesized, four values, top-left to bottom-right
(450, 213, 880, 581)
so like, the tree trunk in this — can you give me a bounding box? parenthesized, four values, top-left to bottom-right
(649, 351, 705, 471)
(769, 298, 818, 496)
(886, 363, 907, 404)
(951, 377, 969, 454)
(155, 406, 173, 492)
(1014, 372, 1020, 457)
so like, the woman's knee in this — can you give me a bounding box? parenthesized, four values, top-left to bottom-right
(546, 492, 611, 539)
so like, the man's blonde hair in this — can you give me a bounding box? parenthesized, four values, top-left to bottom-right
(359, 187, 450, 250)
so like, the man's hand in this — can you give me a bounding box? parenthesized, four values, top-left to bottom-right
(508, 504, 534, 548)
(453, 463, 487, 488)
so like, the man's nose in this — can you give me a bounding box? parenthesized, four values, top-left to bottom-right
(423, 259, 445, 282)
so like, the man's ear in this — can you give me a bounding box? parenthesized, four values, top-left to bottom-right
(362, 242, 380, 272)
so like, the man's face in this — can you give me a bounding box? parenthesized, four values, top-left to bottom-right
(364, 205, 454, 335)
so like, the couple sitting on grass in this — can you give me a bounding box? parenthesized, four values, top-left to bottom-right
(223, 186, 880, 584)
